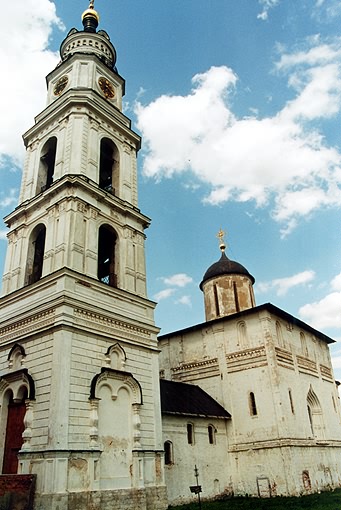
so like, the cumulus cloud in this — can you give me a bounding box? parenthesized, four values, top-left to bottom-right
(0, 1, 63, 167)
(0, 189, 18, 209)
(298, 272, 341, 330)
(257, 0, 280, 21)
(175, 295, 192, 307)
(0, 230, 8, 241)
(299, 291, 341, 330)
(135, 38, 341, 235)
(153, 288, 176, 302)
(257, 270, 316, 296)
(160, 273, 193, 287)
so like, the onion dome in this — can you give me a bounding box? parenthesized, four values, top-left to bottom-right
(200, 233, 255, 290)
(200, 230, 256, 321)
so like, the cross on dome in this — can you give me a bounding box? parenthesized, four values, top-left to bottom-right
(217, 228, 227, 252)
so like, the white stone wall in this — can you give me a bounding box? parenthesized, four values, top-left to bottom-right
(159, 305, 341, 500)
(162, 415, 231, 505)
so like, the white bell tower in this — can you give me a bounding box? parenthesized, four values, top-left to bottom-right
(0, 3, 167, 509)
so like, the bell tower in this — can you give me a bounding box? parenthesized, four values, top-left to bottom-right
(0, 3, 167, 509)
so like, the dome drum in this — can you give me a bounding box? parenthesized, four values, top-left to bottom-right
(60, 29, 117, 70)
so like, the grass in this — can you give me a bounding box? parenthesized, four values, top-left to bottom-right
(170, 489, 341, 510)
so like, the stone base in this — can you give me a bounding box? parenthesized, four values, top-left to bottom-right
(33, 486, 168, 510)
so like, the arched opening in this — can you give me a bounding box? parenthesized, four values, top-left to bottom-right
(99, 138, 119, 193)
(2, 388, 27, 474)
(36, 137, 57, 194)
(237, 321, 247, 348)
(164, 440, 173, 465)
(307, 386, 324, 438)
(249, 392, 257, 416)
(26, 224, 46, 285)
(98, 225, 117, 287)
(300, 332, 308, 357)
(187, 423, 194, 444)
(208, 424, 216, 445)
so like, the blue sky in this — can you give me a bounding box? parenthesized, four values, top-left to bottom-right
(1, 1, 341, 375)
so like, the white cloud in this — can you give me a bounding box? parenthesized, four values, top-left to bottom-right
(175, 295, 192, 307)
(299, 291, 341, 330)
(0, 189, 18, 209)
(0, 230, 8, 241)
(298, 272, 341, 330)
(0, 1, 63, 167)
(153, 288, 176, 302)
(135, 39, 341, 234)
(160, 273, 193, 287)
(257, 0, 280, 21)
(257, 270, 316, 296)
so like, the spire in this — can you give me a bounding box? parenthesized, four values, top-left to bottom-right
(217, 228, 227, 253)
(82, 0, 100, 33)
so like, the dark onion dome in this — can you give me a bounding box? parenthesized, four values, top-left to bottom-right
(200, 251, 255, 290)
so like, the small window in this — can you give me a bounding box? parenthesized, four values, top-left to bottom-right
(249, 392, 257, 416)
(187, 423, 194, 445)
(164, 441, 173, 465)
(289, 389, 295, 414)
(208, 424, 216, 445)
(300, 332, 308, 357)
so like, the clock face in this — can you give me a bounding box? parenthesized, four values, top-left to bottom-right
(98, 77, 115, 99)
(53, 76, 69, 96)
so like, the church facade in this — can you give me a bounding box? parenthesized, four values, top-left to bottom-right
(0, 3, 340, 509)
(159, 242, 341, 504)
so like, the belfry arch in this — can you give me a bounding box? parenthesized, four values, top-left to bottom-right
(36, 137, 57, 194)
(99, 138, 119, 193)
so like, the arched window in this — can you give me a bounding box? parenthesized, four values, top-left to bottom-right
(187, 423, 194, 444)
(25, 224, 46, 285)
(237, 321, 247, 348)
(99, 138, 119, 193)
(249, 392, 257, 416)
(208, 424, 216, 445)
(307, 386, 324, 438)
(36, 137, 57, 194)
(300, 332, 308, 357)
(98, 225, 117, 287)
(164, 440, 173, 465)
(276, 321, 284, 348)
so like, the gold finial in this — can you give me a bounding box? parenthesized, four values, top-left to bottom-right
(82, 0, 100, 24)
(217, 228, 227, 252)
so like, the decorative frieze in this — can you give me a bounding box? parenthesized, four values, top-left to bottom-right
(275, 347, 294, 370)
(296, 355, 318, 375)
(172, 358, 219, 382)
(226, 346, 267, 373)
(74, 308, 151, 340)
(0, 309, 55, 343)
(320, 364, 333, 381)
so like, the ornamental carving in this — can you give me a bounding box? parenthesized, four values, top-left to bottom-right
(74, 308, 150, 340)
(0, 309, 55, 343)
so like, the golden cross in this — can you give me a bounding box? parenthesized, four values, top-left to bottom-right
(217, 228, 226, 245)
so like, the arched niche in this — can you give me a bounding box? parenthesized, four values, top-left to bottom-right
(105, 343, 126, 370)
(89, 368, 143, 488)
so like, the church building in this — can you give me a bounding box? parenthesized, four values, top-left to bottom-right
(0, 3, 340, 509)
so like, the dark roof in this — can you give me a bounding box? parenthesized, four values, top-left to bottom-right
(200, 252, 255, 290)
(158, 302, 335, 345)
(160, 379, 231, 419)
